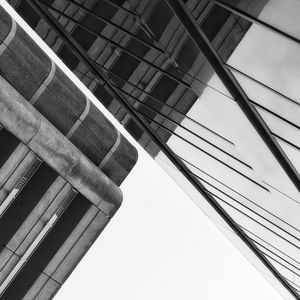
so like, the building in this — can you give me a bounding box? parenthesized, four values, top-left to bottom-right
(5, 0, 300, 299)
(0, 5, 137, 299)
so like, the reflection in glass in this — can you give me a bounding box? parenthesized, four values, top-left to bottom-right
(219, 0, 300, 40)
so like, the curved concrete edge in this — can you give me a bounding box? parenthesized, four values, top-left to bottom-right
(66, 155, 123, 213)
(98, 180, 123, 217)
(0, 75, 122, 214)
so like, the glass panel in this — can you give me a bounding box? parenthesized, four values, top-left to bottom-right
(219, 0, 300, 40)
(227, 20, 300, 102)
(146, 69, 300, 299)
(155, 151, 234, 234)
(232, 69, 300, 129)
(155, 151, 299, 300)
(224, 15, 300, 175)
(276, 138, 300, 174)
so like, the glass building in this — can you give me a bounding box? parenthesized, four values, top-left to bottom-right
(6, 0, 300, 299)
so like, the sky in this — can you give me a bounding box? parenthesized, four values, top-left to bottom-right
(1, 1, 290, 299)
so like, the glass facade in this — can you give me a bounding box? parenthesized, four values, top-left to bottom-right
(7, 0, 300, 298)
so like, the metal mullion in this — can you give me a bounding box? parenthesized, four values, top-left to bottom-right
(139, 111, 268, 191)
(44, 1, 238, 105)
(74, 59, 235, 146)
(242, 226, 300, 267)
(102, 0, 160, 44)
(113, 82, 234, 146)
(24, 1, 299, 298)
(165, 0, 300, 196)
(213, 0, 300, 46)
(155, 150, 300, 247)
(47, 1, 238, 102)
(252, 101, 300, 132)
(117, 86, 250, 168)
(102, 0, 141, 20)
(285, 278, 300, 294)
(209, 190, 300, 252)
(262, 251, 300, 282)
(89, 59, 234, 131)
(273, 133, 300, 152)
(226, 64, 300, 108)
(59, 0, 166, 55)
(189, 172, 300, 245)
(184, 158, 300, 236)
(225, 68, 300, 132)
(76, 59, 235, 145)
(157, 150, 300, 241)
(262, 181, 300, 206)
(251, 238, 300, 275)
(42, 4, 194, 91)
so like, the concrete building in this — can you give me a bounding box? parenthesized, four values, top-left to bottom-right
(0, 5, 137, 299)
(8, 0, 267, 156)
(5, 0, 300, 299)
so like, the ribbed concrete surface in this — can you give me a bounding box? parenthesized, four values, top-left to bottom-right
(0, 5, 137, 299)
(0, 6, 138, 185)
(0, 75, 122, 213)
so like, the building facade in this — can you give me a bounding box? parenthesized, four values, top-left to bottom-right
(0, 5, 137, 299)
(5, 0, 300, 299)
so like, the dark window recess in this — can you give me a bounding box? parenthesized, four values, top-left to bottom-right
(176, 37, 199, 72)
(71, 26, 96, 52)
(135, 26, 154, 44)
(58, 45, 79, 70)
(108, 72, 125, 89)
(127, 29, 151, 57)
(150, 75, 178, 103)
(109, 0, 126, 6)
(0, 194, 91, 300)
(201, 5, 232, 41)
(0, 264, 41, 300)
(15, 0, 44, 28)
(125, 119, 144, 140)
(81, 14, 106, 34)
(166, 64, 184, 80)
(147, 1, 173, 39)
(0, 128, 19, 169)
(0, 163, 57, 248)
(94, 84, 113, 108)
(137, 102, 156, 121)
(137, 95, 165, 122)
(110, 53, 140, 82)
(91, 0, 118, 20)
(144, 96, 164, 113)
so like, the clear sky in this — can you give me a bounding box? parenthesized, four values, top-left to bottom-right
(1, 1, 287, 299)
(54, 143, 284, 300)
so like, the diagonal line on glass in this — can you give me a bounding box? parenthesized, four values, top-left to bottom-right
(212, 0, 300, 46)
(38, 0, 234, 102)
(23, 0, 300, 299)
(164, 0, 300, 298)
(164, 0, 300, 192)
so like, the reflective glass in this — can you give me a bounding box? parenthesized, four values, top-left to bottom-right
(228, 22, 300, 102)
(219, 0, 300, 40)
(149, 69, 300, 297)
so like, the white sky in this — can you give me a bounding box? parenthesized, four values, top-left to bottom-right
(55, 146, 283, 300)
(1, 1, 290, 299)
